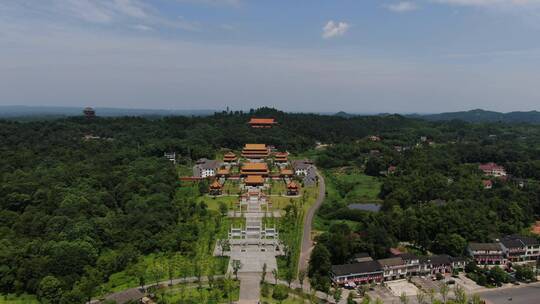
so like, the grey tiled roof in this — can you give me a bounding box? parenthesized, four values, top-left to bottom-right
(331, 261, 382, 277)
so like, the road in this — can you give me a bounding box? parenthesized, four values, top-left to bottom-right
(478, 282, 540, 304)
(298, 171, 326, 274)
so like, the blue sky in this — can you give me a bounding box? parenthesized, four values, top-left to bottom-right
(1, 0, 540, 113)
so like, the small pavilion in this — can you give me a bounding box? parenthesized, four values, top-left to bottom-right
(287, 181, 299, 196)
(209, 181, 223, 195)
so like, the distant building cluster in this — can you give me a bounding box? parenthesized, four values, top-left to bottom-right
(468, 235, 540, 267)
(479, 162, 507, 177)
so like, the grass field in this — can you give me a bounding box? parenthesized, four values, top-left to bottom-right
(313, 169, 381, 234)
(157, 280, 240, 304)
(101, 254, 230, 295)
(333, 170, 382, 202)
(260, 283, 319, 304)
(0, 294, 38, 304)
(199, 195, 238, 212)
(276, 185, 319, 279)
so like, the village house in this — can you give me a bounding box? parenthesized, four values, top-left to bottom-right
(241, 144, 270, 159)
(248, 117, 277, 128)
(330, 261, 384, 286)
(482, 179, 493, 189)
(420, 255, 465, 275)
(331, 253, 464, 286)
(193, 159, 220, 178)
(500, 235, 540, 265)
(479, 162, 507, 177)
(368, 135, 381, 142)
(163, 152, 176, 164)
(398, 253, 421, 276)
(468, 242, 507, 266)
(378, 257, 408, 281)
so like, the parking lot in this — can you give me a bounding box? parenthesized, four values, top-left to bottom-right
(386, 279, 420, 296)
(366, 285, 396, 302)
(411, 276, 444, 292)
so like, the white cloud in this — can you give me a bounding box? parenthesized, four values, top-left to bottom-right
(322, 20, 350, 39)
(132, 24, 153, 31)
(2, 1, 201, 32)
(385, 1, 418, 12)
(435, 0, 540, 6)
(176, 0, 241, 7)
(433, 0, 540, 7)
(112, 0, 148, 18)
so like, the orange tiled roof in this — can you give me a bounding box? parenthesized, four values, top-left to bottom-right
(242, 162, 269, 170)
(244, 144, 267, 150)
(210, 181, 222, 189)
(287, 181, 298, 189)
(249, 118, 275, 124)
(217, 168, 230, 175)
(281, 169, 293, 175)
(245, 175, 265, 184)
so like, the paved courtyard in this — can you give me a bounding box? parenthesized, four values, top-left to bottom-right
(386, 279, 420, 296)
(228, 245, 279, 273)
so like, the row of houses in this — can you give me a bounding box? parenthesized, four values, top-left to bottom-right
(468, 235, 540, 267)
(331, 253, 466, 286)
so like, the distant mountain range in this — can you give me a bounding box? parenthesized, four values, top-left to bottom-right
(407, 109, 540, 124)
(333, 109, 540, 124)
(2, 106, 540, 124)
(0, 106, 215, 118)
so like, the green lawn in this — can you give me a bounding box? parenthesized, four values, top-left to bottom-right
(157, 280, 240, 304)
(101, 254, 230, 295)
(199, 195, 238, 212)
(0, 294, 38, 304)
(333, 171, 382, 202)
(276, 185, 319, 279)
(313, 170, 381, 235)
(260, 283, 319, 304)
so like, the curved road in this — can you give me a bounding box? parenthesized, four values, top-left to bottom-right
(298, 171, 326, 274)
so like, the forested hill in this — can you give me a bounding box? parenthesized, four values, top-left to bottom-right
(1, 108, 540, 302)
(409, 109, 540, 124)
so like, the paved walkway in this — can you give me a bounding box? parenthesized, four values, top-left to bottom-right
(238, 273, 261, 304)
(298, 171, 326, 274)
